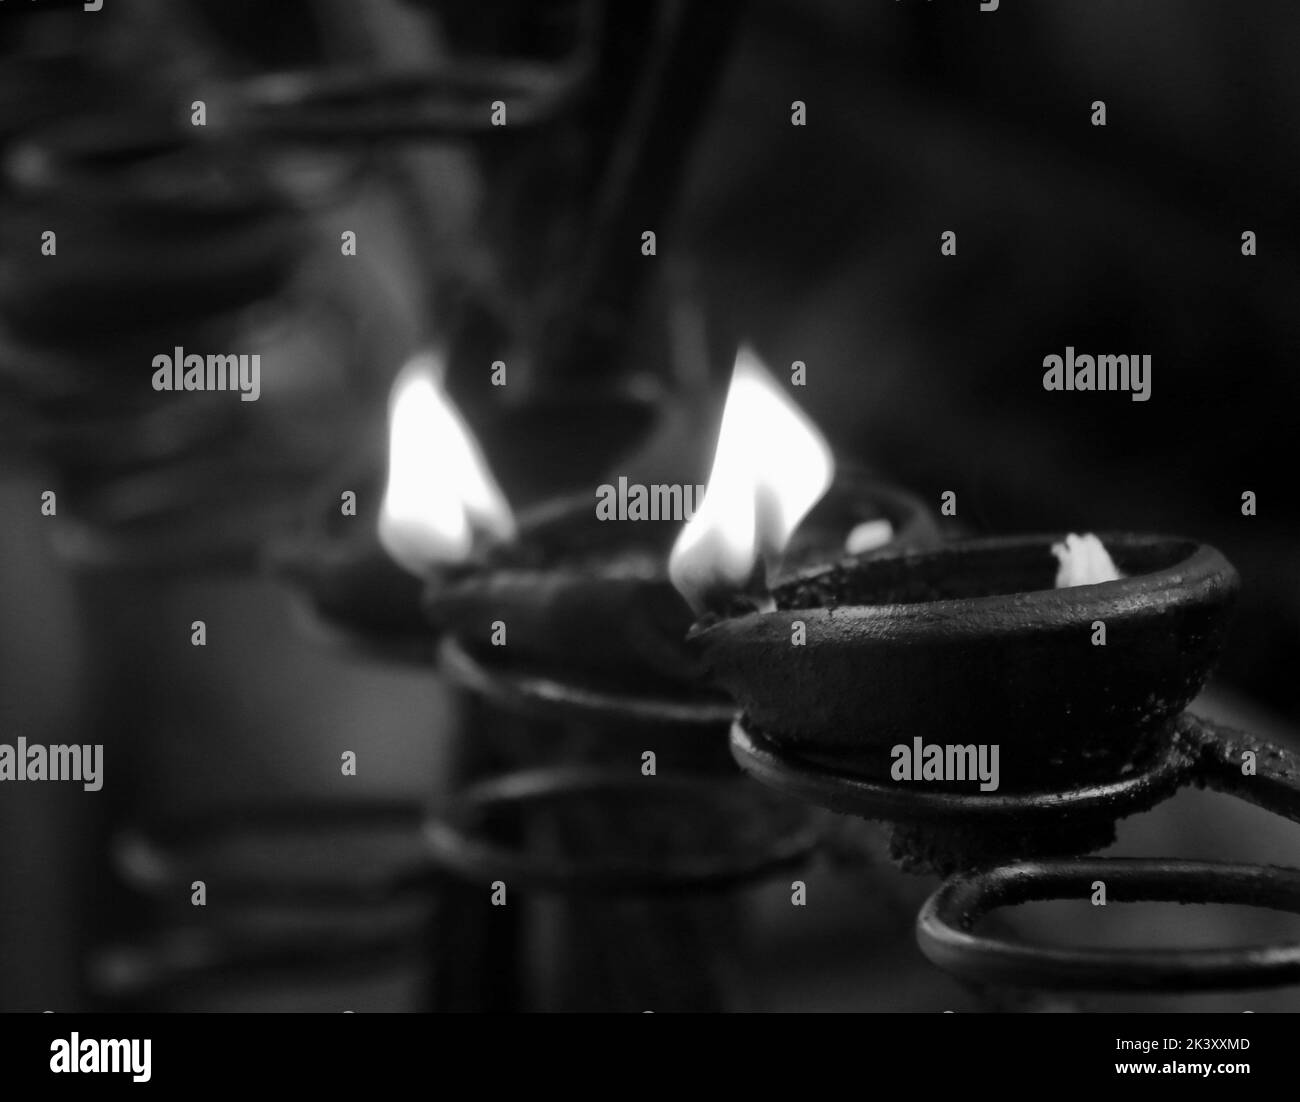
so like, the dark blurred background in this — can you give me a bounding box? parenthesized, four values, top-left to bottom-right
(2, 0, 1299, 1012)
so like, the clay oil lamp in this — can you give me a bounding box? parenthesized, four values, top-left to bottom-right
(268, 350, 662, 662)
(268, 352, 517, 662)
(687, 510, 1300, 878)
(664, 370, 1300, 875)
(679, 466, 1300, 991)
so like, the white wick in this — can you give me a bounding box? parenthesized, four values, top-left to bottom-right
(1051, 532, 1123, 588)
(845, 518, 894, 555)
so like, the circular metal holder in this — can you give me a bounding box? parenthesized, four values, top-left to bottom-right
(732, 711, 1300, 991)
(438, 634, 735, 731)
(229, 55, 592, 141)
(918, 859, 1300, 992)
(730, 719, 1185, 832)
(422, 765, 822, 896)
(91, 923, 427, 1008)
(730, 718, 1188, 871)
(114, 800, 436, 907)
(432, 637, 828, 894)
(106, 801, 440, 1010)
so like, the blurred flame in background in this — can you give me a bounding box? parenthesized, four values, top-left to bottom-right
(378, 351, 516, 575)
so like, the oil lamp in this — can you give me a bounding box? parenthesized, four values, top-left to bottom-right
(699, 534, 1242, 869)
(697, 534, 1237, 791)
(268, 348, 666, 660)
(272, 352, 516, 660)
(676, 419, 1300, 993)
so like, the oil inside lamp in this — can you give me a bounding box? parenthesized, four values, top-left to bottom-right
(668, 344, 835, 617)
(377, 351, 516, 577)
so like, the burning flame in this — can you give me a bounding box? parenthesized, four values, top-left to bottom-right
(377, 352, 515, 576)
(1052, 533, 1123, 588)
(669, 345, 835, 614)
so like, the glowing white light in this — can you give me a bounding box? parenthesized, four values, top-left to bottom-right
(377, 352, 515, 575)
(1051, 533, 1122, 588)
(668, 345, 835, 614)
(845, 518, 894, 555)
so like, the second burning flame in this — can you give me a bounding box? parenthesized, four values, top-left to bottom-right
(669, 346, 835, 615)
